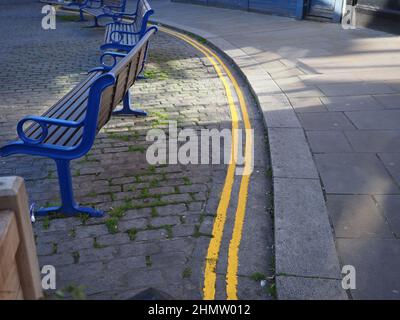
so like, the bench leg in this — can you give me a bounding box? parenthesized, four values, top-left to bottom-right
(136, 74, 147, 80)
(79, 10, 86, 21)
(93, 17, 100, 27)
(112, 91, 147, 117)
(35, 159, 104, 218)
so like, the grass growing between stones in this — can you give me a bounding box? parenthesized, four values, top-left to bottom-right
(93, 237, 106, 249)
(107, 132, 130, 142)
(183, 177, 192, 185)
(57, 14, 80, 22)
(182, 267, 192, 279)
(128, 145, 146, 153)
(51, 243, 58, 255)
(145, 255, 152, 267)
(72, 251, 80, 264)
(55, 284, 86, 300)
(250, 272, 266, 281)
(69, 228, 76, 238)
(42, 216, 50, 230)
(144, 68, 169, 80)
(127, 228, 138, 240)
(105, 217, 119, 234)
(267, 283, 277, 298)
(151, 208, 159, 217)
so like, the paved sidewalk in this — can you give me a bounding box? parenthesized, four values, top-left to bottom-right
(149, 0, 400, 299)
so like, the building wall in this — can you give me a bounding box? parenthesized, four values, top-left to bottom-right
(173, 0, 399, 33)
(351, 0, 400, 34)
(173, 0, 303, 18)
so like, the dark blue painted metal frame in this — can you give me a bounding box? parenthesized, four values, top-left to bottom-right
(0, 74, 116, 217)
(89, 50, 154, 116)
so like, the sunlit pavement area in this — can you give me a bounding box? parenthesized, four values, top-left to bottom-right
(0, 0, 274, 299)
(147, 0, 400, 299)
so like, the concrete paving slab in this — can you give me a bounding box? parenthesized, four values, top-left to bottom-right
(373, 94, 400, 109)
(315, 153, 400, 194)
(346, 110, 400, 129)
(317, 82, 395, 97)
(346, 130, 400, 152)
(306, 131, 353, 153)
(374, 195, 400, 237)
(274, 177, 342, 279)
(290, 97, 328, 113)
(321, 96, 384, 112)
(298, 112, 356, 131)
(269, 128, 318, 179)
(378, 153, 400, 186)
(336, 238, 400, 299)
(326, 195, 393, 238)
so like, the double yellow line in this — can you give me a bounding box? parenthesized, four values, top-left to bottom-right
(159, 26, 253, 300)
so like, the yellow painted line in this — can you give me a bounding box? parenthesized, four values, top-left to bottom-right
(158, 26, 239, 300)
(159, 26, 253, 300)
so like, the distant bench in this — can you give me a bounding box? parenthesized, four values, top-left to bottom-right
(0, 29, 157, 217)
(39, 0, 84, 9)
(101, 0, 154, 53)
(80, 0, 127, 27)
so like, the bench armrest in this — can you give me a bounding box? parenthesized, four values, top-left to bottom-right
(88, 52, 126, 73)
(17, 116, 82, 145)
(102, 51, 127, 69)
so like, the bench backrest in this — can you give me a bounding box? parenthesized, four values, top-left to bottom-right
(134, 0, 154, 37)
(103, 0, 126, 10)
(79, 28, 156, 153)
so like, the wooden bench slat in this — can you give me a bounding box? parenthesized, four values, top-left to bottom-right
(27, 72, 102, 146)
(46, 103, 87, 146)
(31, 97, 86, 144)
(26, 72, 101, 139)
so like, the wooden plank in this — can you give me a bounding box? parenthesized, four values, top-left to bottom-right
(0, 211, 19, 289)
(0, 177, 43, 300)
(0, 263, 21, 300)
(26, 72, 99, 138)
(28, 73, 101, 143)
(16, 285, 24, 300)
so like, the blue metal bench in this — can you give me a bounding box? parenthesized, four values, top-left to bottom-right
(101, 0, 154, 53)
(39, 0, 84, 9)
(80, 0, 127, 27)
(0, 29, 157, 218)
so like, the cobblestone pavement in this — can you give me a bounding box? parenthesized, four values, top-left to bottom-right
(0, 1, 273, 299)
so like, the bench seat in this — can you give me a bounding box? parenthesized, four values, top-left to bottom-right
(102, 22, 141, 51)
(25, 71, 103, 148)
